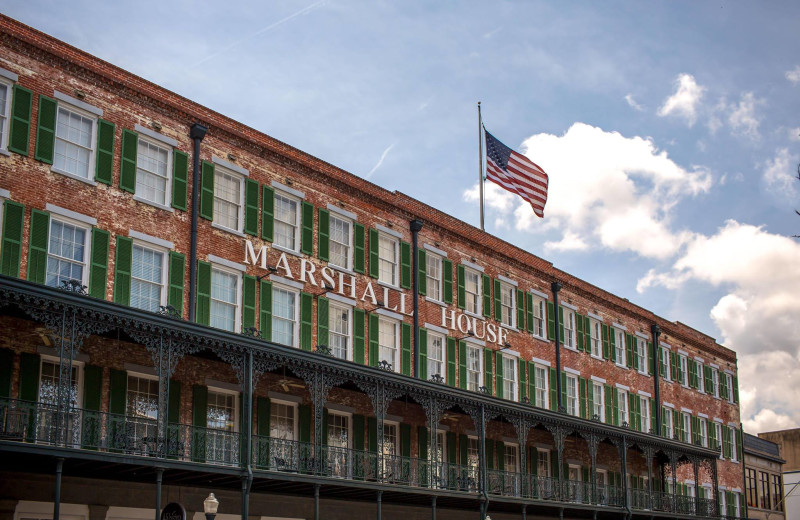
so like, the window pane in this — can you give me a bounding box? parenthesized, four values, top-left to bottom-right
(270, 403, 295, 440)
(130, 245, 164, 312)
(211, 269, 238, 331)
(426, 254, 441, 301)
(329, 216, 351, 269)
(329, 304, 350, 359)
(378, 235, 397, 285)
(136, 140, 169, 205)
(214, 170, 242, 231)
(272, 287, 297, 346)
(207, 391, 236, 431)
(46, 220, 86, 288)
(54, 107, 93, 178)
(274, 194, 298, 250)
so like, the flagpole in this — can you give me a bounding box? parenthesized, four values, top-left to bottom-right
(478, 101, 484, 231)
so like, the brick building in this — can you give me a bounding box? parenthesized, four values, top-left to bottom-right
(759, 429, 800, 520)
(0, 14, 744, 520)
(743, 433, 785, 519)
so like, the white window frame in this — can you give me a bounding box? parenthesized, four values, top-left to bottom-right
(206, 386, 240, 432)
(378, 316, 401, 373)
(715, 422, 724, 458)
(699, 417, 708, 448)
(46, 215, 91, 289)
(592, 381, 604, 422)
(730, 426, 738, 462)
(682, 412, 691, 443)
(660, 346, 670, 381)
(209, 264, 242, 333)
(501, 354, 517, 401)
(382, 419, 400, 456)
(726, 373, 735, 403)
(566, 374, 579, 416)
(534, 363, 549, 409)
(537, 449, 551, 477)
(425, 253, 443, 303)
(615, 329, 626, 367)
(466, 343, 483, 392)
(213, 164, 246, 234)
(377, 232, 399, 287)
(499, 282, 515, 328)
(618, 389, 629, 425)
(39, 355, 84, 407)
(129, 240, 168, 313)
(639, 396, 650, 433)
(328, 302, 352, 361)
(427, 331, 446, 379)
(679, 354, 688, 386)
(531, 295, 546, 339)
(134, 135, 173, 209)
(272, 283, 299, 347)
(125, 371, 159, 420)
(664, 411, 673, 439)
(463, 267, 481, 316)
(269, 398, 298, 441)
(636, 338, 647, 374)
(0, 77, 13, 153)
(711, 368, 720, 398)
(504, 443, 520, 473)
(52, 101, 98, 182)
(697, 361, 705, 393)
(467, 435, 479, 469)
(328, 213, 353, 271)
(326, 409, 352, 449)
(589, 319, 601, 358)
(564, 310, 576, 349)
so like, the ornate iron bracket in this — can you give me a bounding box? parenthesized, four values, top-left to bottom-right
(59, 279, 88, 295)
(429, 374, 445, 384)
(158, 305, 182, 319)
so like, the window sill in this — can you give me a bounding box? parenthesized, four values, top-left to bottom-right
(425, 296, 447, 307)
(211, 222, 246, 238)
(377, 279, 400, 291)
(615, 364, 628, 370)
(590, 354, 603, 360)
(563, 345, 578, 352)
(327, 262, 354, 276)
(133, 194, 175, 213)
(532, 334, 550, 343)
(0, 148, 9, 157)
(638, 370, 650, 377)
(463, 310, 485, 321)
(51, 166, 97, 186)
(272, 244, 302, 257)
(500, 322, 517, 332)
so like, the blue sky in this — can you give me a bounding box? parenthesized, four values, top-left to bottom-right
(6, 1, 800, 433)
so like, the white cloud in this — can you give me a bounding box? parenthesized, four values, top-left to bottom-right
(544, 231, 588, 253)
(625, 93, 644, 111)
(365, 142, 396, 178)
(786, 65, 800, 85)
(657, 73, 706, 126)
(463, 182, 517, 213)
(787, 127, 800, 141)
(728, 92, 763, 141)
(739, 351, 800, 433)
(762, 147, 798, 197)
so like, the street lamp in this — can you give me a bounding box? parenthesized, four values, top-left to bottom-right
(203, 494, 219, 520)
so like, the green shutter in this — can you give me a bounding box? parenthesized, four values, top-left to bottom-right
(648, 342, 654, 376)
(299, 291, 312, 350)
(353, 308, 365, 364)
(446, 336, 456, 386)
(167, 251, 185, 315)
(587, 379, 594, 418)
(199, 160, 214, 220)
(171, 149, 188, 210)
(242, 274, 256, 330)
(317, 296, 329, 348)
(82, 365, 102, 411)
(547, 301, 555, 341)
(353, 414, 365, 451)
(658, 348, 665, 377)
(601, 323, 609, 359)
(400, 240, 411, 289)
(259, 280, 272, 341)
(517, 288, 525, 330)
(368, 228, 379, 278)
(195, 260, 211, 325)
(576, 312, 584, 351)
(26, 209, 49, 284)
(496, 440, 505, 471)
(525, 293, 534, 333)
(456, 264, 465, 309)
(353, 222, 365, 273)
(368, 313, 379, 366)
(558, 306, 564, 343)
(709, 420, 717, 450)
(417, 249, 426, 296)
(458, 340, 467, 389)
(9, 85, 33, 156)
(108, 369, 127, 414)
(0, 200, 24, 277)
(298, 405, 311, 443)
(418, 328, 428, 380)
(261, 185, 274, 241)
(418, 426, 429, 460)
(88, 228, 110, 299)
(493, 278, 502, 321)
(482, 274, 491, 318)
(367, 417, 378, 453)
(484, 348, 494, 393)
(244, 178, 260, 236)
(528, 362, 536, 406)
(168, 380, 181, 424)
(720, 373, 729, 400)
(34, 95, 56, 163)
(628, 392, 636, 428)
(0, 348, 13, 398)
(604, 385, 613, 424)
(300, 201, 313, 255)
(583, 316, 591, 354)
(401, 322, 411, 375)
(549, 368, 557, 410)
(442, 258, 453, 304)
(519, 360, 527, 401)
(704, 365, 713, 393)
(95, 119, 115, 184)
(625, 334, 633, 368)
(119, 129, 138, 193)
(732, 376, 739, 403)
(19, 352, 40, 402)
(459, 434, 468, 466)
(113, 236, 133, 305)
(609, 326, 616, 363)
(579, 377, 587, 418)
(257, 397, 271, 435)
(650, 398, 656, 433)
(400, 423, 411, 457)
(494, 351, 503, 399)
(192, 385, 208, 461)
(612, 388, 619, 426)
(669, 351, 677, 380)
(485, 439, 495, 470)
(317, 209, 329, 261)
(560, 372, 567, 410)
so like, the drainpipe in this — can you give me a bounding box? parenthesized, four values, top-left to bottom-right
(552, 282, 563, 411)
(651, 324, 662, 435)
(188, 123, 208, 322)
(410, 219, 424, 378)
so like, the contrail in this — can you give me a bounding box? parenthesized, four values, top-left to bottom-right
(366, 143, 396, 178)
(192, 0, 328, 68)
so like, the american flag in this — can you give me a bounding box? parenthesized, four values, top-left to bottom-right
(484, 128, 549, 218)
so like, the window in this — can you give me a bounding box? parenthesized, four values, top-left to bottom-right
(730, 426, 738, 462)
(46, 218, 89, 288)
(427, 332, 445, 378)
(590, 320, 601, 357)
(531, 295, 546, 338)
(0, 78, 11, 151)
(772, 474, 782, 512)
(382, 421, 399, 460)
(329, 214, 352, 270)
(54, 104, 96, 179)
(378, 318, 399, 371)
(682, 413, 691, 443)
(39, 359, 80, 407)
(207, 390, 237, 431)
(499, 282, 515, 327)
(697, 362, 705, 392)
(592, 382, 604, 421)
(715, 422, 724, 457)
(534, 364, 548, 409)
(637, 338, 647, 373)
(660, 347, 670, 380)
(466, 344, 482, 392)
(426, 253, 442, 302)
(615, 330, 626, 366)
(467, 437, 479, 469)
(464, 268, 481, 314)
(760, 471, 771, 509)
(746, 468, 758, 508)
(328, 303, 351, 360)
(130, 243, 166, 312)
(378, 233, 399, 286)
(272, 286, 298, 346)
(210, 267, 240, 332)
(504, 444, 519, 473)
(273, 191, 300, 251)
(618, 389, 628, 425)
(434, 431, 446, 463)
(537, 449, 550, 477)
(711, 368, 719, 397)
(136, 137, 171, 206)
(214, 166, 244, 232)
(566, 375, 578, 416)
(596, 470, 608, 503)
(327, 411, 351, 478)
(564, 311, 576, 348)
(699, 418, 708, 447)
(270, 401, 297, 440)
(664, 409, 673, 439)
(726, 373, 735, 403)
(679, 354, 688, 385)
(502, 355, 517, 400)
(640, 396, 650, 433)
(126, 374, 158, 420)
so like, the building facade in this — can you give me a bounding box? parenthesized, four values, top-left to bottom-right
(743, 433, 786, 519)
(759, 429, 800, 520)
(0, 14, 744, 520)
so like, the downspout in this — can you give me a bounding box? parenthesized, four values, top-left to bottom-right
(651, 324, 662, 436)
(410, 219, 424, 378)
(479, 403, 490, 520)
(552, 282, 563, 411)
(622, 436, 632, 520)
(187, 123, 208, 322)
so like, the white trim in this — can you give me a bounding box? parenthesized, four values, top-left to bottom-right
(54, 90, 103, 116)
(326, 402, 355, 414)
(728, 421, 739, 427)
(698, 413, 709, 419)
(134, 124, 179, 147)
(425, 296, 447, 307)
(129, 230, 174, 250)
(534, 443, 552, 450)
(424, 323, 449, 335)
(0, 188, 9, 199)
(423, 243, 447, 258)
(497, 275, 518, 287)
(678, 349, 689, 356)
(326, 203, 357, 221)
(612, 322, 626, 331)
(681, 407, 692, 413)
(38, 346, 89, 362)
(635, 331, 649, 339)
(0, 66, 18, 82)
(663, 402, 675, 409)
(586, 311, 602, 321)
(45, 203, 97, 226)
(213, 155, 249, 177)
(205, 378, 241, 392)
(376, 308, 404, 321)
(133, 194, 175, 213)
(724, 369, 735, 375)
(695, 356, 705, 363)
(615, 383, 630, 391)
(731, 487, 742, 493)
(530, 356, 551, 367)
(710, 362, 720, 369)
(714, 417, 724, 423)
(268, 391, 303, 403)
(464, 336, 486, 347)
(564, 367, 580, 376)
(375, 224, 402, 239)
(208, 254, 247, 272)
(461, 259, 484, 272)
(325, 292, 356, 307)
(502, 349, 521, 358)
(271, 180, 305, 199)
(124, 363, 157, 376)
(529, 288, 548, 299)
(637, 390, 652, 398)
(212, 222, 246, 237)
(561, 301, 577, 311)
(269, 274, 304, 290)
(590, 375, 606, 383)
(660, 342, 672, 349)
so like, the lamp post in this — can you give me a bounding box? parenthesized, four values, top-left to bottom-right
(203, 494, 219, 520)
